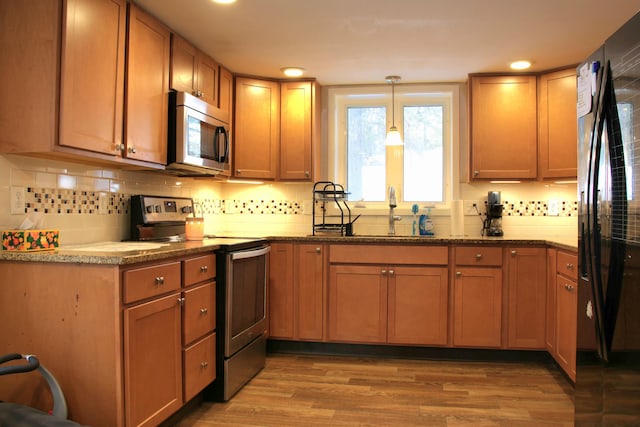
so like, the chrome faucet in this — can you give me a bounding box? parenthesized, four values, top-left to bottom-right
(388, 186, 402, 235)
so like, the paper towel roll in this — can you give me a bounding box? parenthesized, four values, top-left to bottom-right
(450, 200, 464, 236)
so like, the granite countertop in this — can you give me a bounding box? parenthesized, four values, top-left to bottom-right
(0, 234, 577, 265)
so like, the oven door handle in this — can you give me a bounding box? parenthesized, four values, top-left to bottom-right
(230, 245, 271, 260)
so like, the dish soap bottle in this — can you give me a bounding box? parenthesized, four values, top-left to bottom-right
(411, 204, 419, 236)
(419, 208, 435, 236)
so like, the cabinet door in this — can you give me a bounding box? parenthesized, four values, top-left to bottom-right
(328, 265, 387, 343)
(183, 281, 216, 345)
(124, 292, 182, 427)
(279, 81, 313, 180)
(197, 53, 219, 107)
(538, 68, 577, 179)
(453, 267, 502, 347)
(59, 0, 126, 156)
(125, 4, 170, 164)
(268, 243, 295, 338)
(506, 247, 547, 349)
(233, 77, 279, 179)
(295, 244, 326, 341)
(546, 248, 557, 354)
(469, 75, 537, 179)
(388, 266, 448, 345)
(219, 66, 234, 116)
(556, 274, 577, 381)
(170, 33, 197, 95)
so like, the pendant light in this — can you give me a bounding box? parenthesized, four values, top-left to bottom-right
(385, 75, 403, 146)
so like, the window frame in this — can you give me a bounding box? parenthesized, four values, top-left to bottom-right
(327, 83, 461, 212)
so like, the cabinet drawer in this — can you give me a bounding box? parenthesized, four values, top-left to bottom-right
(123, 261, 181, 304)
(183, 254, 216, 287)
(183, 332, 216, 402)
(329, 245, 448, 265)
(183, 282, 216, 345)
(455, 246, 503, 266)
(556, 251, 577, 280)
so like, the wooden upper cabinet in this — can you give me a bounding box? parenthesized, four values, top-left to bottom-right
(469, 75, 538, 180)
(125, 3, 170, 164)
(170, 34, 219, 107)
(59, 0, 126, 156)
(538, 68, 577, 179)
(219, 66, 234, 117)
(233, 77, 280, 179)
(279, 81, 319, 180)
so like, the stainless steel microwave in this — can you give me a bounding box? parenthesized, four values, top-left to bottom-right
(167, 91, 231, 176)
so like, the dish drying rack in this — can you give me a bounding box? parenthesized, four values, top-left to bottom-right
(312, 181, 352, 236)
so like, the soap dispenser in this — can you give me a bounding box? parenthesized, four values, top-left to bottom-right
(419, 208, 435, 236)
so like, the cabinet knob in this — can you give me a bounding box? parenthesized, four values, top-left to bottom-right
(200, 265, 208, 273)
(474, 170, 479, 176)
(389, 269, 395, 276)
(455, 271, 462, 277)
(475, 253, 483, 260)
(128, 146, 136, 154)
(236, 169, 242, 174)
(511, 250, 517, 256)
(155, 276, 165, 285)
(565, 284, 575, 292)
(200, 308, 208, 315)
(566, 263, 574, 270)
(114, 143, 125, 152)
(381, 269, 387, 275)
(177, 297, 185, 306)
(200, 361, 208, 369)
(315, 247, 321, 254)
(305, 171, 310, 178)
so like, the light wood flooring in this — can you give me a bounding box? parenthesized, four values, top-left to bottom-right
(174, 353, 574, 426)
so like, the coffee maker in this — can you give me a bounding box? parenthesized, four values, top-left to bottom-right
(483, 191, 504, 236)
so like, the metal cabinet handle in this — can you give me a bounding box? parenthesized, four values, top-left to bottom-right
(305, 171, 310, 178)
(200, 308, 208, 315)
(236, 169, 242, 174)
(315, 247, 321, 254)
(474, 170, 479, 176)
(114, 143, 125, 152)
(155, 276, 165, 285)
(511, 250, 517, 256)
(200, 265, 208, 273)
(388, 269, 395, 276)
(565, 284, 575, 292)
(177, 297, 185, 306)
(475, 253, 483, 260)
(381, 269, 387, 275)
(455, 271, 462, 277)
(566, 263, 574, 270)
(128, 146, 136, 154)
(200, 361, 208, 369)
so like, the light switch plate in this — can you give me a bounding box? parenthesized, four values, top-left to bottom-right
(548, 199, 560, 216)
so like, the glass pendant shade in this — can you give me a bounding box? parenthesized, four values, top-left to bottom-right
(385, 75, 403, 146)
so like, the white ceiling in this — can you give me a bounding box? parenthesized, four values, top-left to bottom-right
(133, 0, 640, 86)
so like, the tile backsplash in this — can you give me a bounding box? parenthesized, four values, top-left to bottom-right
(0, 154, 579, 245)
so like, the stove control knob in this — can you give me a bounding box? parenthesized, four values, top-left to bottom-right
(154, 205, 162, 213)
(146, 205, 154, 214)
(181, 206, 193, 213)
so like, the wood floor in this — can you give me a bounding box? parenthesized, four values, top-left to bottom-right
(174, 353, 574, 426)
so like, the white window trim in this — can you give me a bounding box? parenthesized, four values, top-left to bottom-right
(327, 83, 461, 214)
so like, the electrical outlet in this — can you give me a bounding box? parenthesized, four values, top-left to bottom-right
(463, 200, 480, 216)
(548, 199, 560, 216)
(10, 186, 25, 214)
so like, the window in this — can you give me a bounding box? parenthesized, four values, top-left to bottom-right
(328, 84, 460, 209)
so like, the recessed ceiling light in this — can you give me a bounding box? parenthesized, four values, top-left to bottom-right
(281, 67, 305, 77)
(212, 0, 236, 4)
(510, 60, 532, 70)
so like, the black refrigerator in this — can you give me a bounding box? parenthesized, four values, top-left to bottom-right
(576, 10, 640, 425)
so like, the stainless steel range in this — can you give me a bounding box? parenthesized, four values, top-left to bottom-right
(130, 195, 194, 241)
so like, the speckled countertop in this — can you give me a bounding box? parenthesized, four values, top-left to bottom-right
(0, 234, 577, 265)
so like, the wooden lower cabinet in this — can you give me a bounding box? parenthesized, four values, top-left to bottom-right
(555, 272, 577, 380)
(268, 243, 326, 341)
(327, 245, 449, 346)
(124, 292, 183, 427)
(453, 267, 503, 347)
(0, 252, 217, 427)
(506, 247, 547, 349)
(328, 264, 388, 343)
